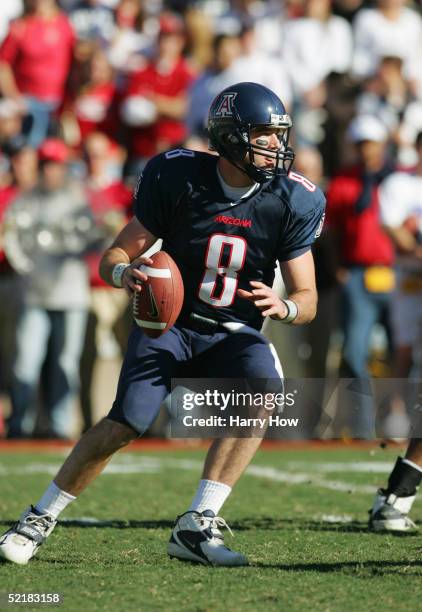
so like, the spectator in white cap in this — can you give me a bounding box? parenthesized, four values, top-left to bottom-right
(325, 114, 396, 438)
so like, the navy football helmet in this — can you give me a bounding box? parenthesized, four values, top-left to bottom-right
(207, 82, 295, 183)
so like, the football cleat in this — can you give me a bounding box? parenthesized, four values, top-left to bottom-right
(368, 489, 417, 532)
(0, 506, 57, 565)
(167, 510, 248, 566)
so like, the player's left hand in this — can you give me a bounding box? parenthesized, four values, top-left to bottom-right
(237, 281, 288, 320)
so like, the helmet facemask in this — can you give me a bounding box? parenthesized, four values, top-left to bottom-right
(245, 124, 295, 182)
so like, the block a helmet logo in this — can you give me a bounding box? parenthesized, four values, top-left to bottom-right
(214, 92, 238, 117)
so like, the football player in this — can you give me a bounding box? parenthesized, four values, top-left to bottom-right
(0, 82, 325, 566)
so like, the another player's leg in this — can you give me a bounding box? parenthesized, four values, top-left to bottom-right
(0, 418, 138, 565)
(369, 438, 422, 532)
(169, 330, 281, 566)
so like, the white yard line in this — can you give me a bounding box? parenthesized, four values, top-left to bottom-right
(245, 464, 375, 494)
(318, 514, 353, 523)
(284, 461, 394, 473)
(0, 456, 379, 495)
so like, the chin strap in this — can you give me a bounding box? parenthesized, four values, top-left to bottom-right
(219, 149, 269, 184)
(218, 138, 294, 183)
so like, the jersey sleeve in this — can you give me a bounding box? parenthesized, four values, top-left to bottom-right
(277, 189, 326, 262)
(133, 155, 175, 238)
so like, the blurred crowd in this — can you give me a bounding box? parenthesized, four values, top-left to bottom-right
(0, 0, 421, 440)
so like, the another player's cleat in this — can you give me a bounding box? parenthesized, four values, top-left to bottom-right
(0, 506, 57, 565)
(168, 510, 248, 566)
(368, 489, 417, 532)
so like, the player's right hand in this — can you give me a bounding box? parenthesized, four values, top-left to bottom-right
(122, 256, 154, 297)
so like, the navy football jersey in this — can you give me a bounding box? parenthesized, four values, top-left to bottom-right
(134, 149, 326, 330)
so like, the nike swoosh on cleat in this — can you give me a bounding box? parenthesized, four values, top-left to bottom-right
(173, 530, 209, 562)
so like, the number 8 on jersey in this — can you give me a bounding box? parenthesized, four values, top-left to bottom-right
(198, 234, 247, 307)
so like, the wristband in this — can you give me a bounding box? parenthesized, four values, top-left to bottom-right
(278, 299, 298, 323)
(112, 263, 130, 288)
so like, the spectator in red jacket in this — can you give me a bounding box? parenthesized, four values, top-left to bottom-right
(119, 12, 195, 177)
(326, 115, 396, 438)
(63, 47, 117, 148)
(0, 0, 75, 147)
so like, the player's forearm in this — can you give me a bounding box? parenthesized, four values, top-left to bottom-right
(99, 217, 158, 288)
(99, 246, 131, 287)
(285, 288, 317, 325)
(278, 252, 318, 324)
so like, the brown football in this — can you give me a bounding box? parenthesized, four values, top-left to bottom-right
(132, 251, 184, 338)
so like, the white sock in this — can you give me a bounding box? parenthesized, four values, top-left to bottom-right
(189, 479, 232, 515)
(35, 481, 76, 519)
(402, 458, 422, 473)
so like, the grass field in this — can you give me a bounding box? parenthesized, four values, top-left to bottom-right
(1, 443, 422, 611)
